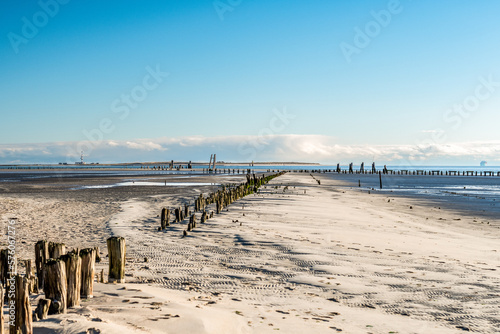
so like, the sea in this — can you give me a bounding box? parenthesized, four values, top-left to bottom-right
(1, 164, 499, 206)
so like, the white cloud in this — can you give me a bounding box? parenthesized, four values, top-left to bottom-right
(0, 135, 499, 165)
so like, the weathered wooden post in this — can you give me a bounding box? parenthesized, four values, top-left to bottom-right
(80, 248, 96, 299)
(179, 206, 184, 221)
(0, 249, 8, 287)
(216, 200, 221, 214)
(11, 275, 32, 334)
(24, 260, 32, 279)
(35, 240, 49, 291)
(191, 214, 196, 228)
(379, 171, 383, 189)
(107, 237, 126, 283)
(44, 259, 67, 315)
(34, 299, 51, 321)
(0, 284, 3, 333)
(61, 251, 81, 308)
(49, 242, 66, 259)
(93, 247, 101, 263)
(160, 208, 170, 229)
(174, 208, 181, 222)
(24, 259, 37, 294)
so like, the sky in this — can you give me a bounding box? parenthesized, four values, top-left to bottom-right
(1, 0, 500, 165)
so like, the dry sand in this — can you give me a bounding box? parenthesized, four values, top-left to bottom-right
(0, 172, 499, 333)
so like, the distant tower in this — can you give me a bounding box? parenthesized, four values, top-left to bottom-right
(80, 151, 84, 165)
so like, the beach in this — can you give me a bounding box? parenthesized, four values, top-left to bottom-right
(0, 171, 499, 333)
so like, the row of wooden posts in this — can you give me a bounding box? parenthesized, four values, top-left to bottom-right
(0, 237, 126, 334)
(141, 161, 193, 170)
(291, 168, 500, 177)
(159, 172, 287, 234)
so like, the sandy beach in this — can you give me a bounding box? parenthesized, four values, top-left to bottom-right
(1, 172, 499, 333)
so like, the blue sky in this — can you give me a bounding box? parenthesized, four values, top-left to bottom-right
(1, 0, 500, 164)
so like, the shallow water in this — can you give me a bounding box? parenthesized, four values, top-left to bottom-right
(71, 181, 220, 190)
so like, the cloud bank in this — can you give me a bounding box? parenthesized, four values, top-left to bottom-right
(1, 135, 499, 166)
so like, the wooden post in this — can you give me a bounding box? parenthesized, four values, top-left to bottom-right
(49, 242, 66, 259)
(11, 275, 33, 334)
(61, 251, 81, 308)
(175, 208, 181, 222)
(107, 237, 126, 283)
(0, 284, 3, 334)
(24, 260, 36, 294)
(35, 299, 51, 321)
(92, 247, 100, 263)
(80, 248, 96, 299)
(379, 171, 383, 189)
(160, 208, 170, 229)
(35, 240, 49, 291)
(0, 249, 9, 287)
(25, 260, 33, 279)
(44, 259, 67, 315)
(3, 249, 16, 295)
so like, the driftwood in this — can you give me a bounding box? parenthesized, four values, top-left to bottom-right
(44, 259, 67, 315)
(107, 237, 126, 283)
(61, 251, 81, 308)
(12, 274, 33, 334)
(80, 248, 96, 298)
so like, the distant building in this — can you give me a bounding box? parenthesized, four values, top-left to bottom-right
(75, 151, 85, 165)
(480, 161, 487, 167)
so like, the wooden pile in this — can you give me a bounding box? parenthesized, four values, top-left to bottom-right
(0, 236, 126, 333)
(157, 171, 286, 236)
